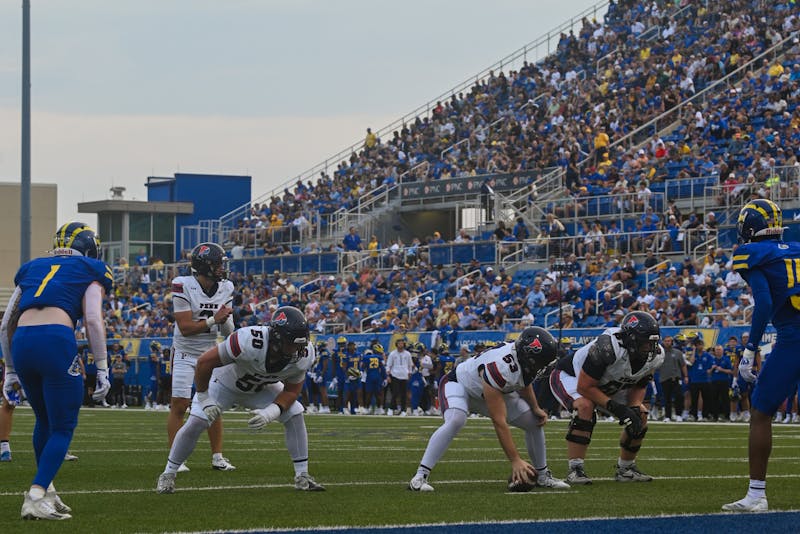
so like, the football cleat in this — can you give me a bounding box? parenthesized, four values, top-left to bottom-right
(21, 492, 71, 520)
(722, 496, 768, 512)
(156, 472, 176, 494)
(566, 465, 592, 485)
(536, 469, 570, 489)
(0, 450, 11, 462)
(46, 491, 72, 514)
(212, 456, 236, 471)
(177, 462, 190, 473)
(615, 463, 653, 482)
(408, 475, 433, 491)
(63, 452, 78, 462)
(408, 474, 434, 492)
(295, 472, 325, 491)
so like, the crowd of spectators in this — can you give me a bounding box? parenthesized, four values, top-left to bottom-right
(222, 0, 800, 258)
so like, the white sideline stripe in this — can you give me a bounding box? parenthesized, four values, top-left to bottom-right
(162, 509, 800, 534)
(4, 473, 800, 498)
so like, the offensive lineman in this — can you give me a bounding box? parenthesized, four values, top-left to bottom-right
(408, 327, 569, 492)
(156, 306, 325, 493)
(547, 311, 663, 485)
(168, 243, 236, 472)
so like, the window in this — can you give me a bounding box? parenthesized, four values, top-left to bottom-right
(129, 213, 151, 241)
(152, 213, 174, 241)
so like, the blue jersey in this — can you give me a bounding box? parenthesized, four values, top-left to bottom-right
(362, 353, 385, 380)
(14, 255, 112, 323)
(733, 240, 800, 343)
(735, 239, 800, 414)
(159, 352, 172, 377)
(343, 351, 361, 381)
(437, 355, 456, 380)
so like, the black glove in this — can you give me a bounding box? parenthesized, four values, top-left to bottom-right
(606, 399, 643, 437)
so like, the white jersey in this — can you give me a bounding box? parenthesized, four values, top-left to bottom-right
(171, 275, 235, 356)
(568, 327, 664, 395)
(455, 342, 526, 398)
(215, 325, 314, 392)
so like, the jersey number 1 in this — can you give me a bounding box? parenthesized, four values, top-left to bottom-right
(784, 259, 800, 311)
(34, 265, 61, 297)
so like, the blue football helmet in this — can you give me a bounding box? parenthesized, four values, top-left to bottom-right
(737, 199, 784, 243)
(53, 222, 101, 258)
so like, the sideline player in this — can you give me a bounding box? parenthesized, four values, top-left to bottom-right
(156, 306, 324, 493)
(168, 243, 236, 472)
(723, 199, 800, 512)
(408, 327, 568, 492)
(547, 311, 663, 485)
(1, 222, 112, 520)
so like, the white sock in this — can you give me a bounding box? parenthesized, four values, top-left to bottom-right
(212, 452, 224, 461)
(568, 458, 584, 470)
(747, 479, 766, 500)
(29, 486, 46, 500)
(0, 441, 9, 454)
(618, 458, 635, 469)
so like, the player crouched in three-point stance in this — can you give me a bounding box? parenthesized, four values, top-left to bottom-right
(168, 243, 236, 472)
(547, 311, 662, 485)
(723, 199, 800, 513)
(156, 306, 325, 493)
(408, 327, 568, 492)
(2, 222, 112, 520)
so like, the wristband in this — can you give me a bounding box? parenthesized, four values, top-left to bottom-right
(205, 316, 216, 330)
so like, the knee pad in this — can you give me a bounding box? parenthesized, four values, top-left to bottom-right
(620, 425, 648, 453)
(566, 412, 596, 445)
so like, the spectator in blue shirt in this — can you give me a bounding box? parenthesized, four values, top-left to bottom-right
(709, 344, 733, 422)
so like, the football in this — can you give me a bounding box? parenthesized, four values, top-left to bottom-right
(347, 367, 361, 380)
(507, 475, 535, 493)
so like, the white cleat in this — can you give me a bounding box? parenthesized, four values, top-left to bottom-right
(294, 472, 325, 491)
(21, 492, 71, 520)
(535, 469, 570, 489)
(177, 462, 190, 473)
(46, 491, 72, 514)
(156, 472, 176, 494)
(63, 452, 79, 462)
(211, 456, 236, 471)
(408, 474, 434, 492)
(722, 496, 768, 512)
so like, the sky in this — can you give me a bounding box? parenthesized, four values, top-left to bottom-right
(0, 0, 602, 227)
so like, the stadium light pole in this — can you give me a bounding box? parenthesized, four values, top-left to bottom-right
(20, 0, 31, 263)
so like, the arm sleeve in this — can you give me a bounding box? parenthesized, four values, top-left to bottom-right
(83, 282, 108, 370)
(0, 286, 21, 371)
(581, 335, 616, 380)
(747, 268, 772, 346)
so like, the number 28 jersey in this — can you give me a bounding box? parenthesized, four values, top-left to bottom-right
(455, 342, 526, 398)
(215, 326, 314, 392)
(171, 275, 234, 356)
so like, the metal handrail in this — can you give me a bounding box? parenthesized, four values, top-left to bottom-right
(408, 289, 436, 314)
(545, 304, 573, 329)
(645, 260, 671, 289)
(595, 280, 623, 316)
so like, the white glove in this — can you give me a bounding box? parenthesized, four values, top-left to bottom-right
(2, 371, 24, 405)
(92, 369, 111, 402)
(196, 391, 222, 423)
(247, 403, 282, 430)
(739, 347, 757, 383)
(314, 374, 323, 384)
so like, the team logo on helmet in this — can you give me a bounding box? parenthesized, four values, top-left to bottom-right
(273, 311, 288, 325)
(626, 316, 640, 327)
(196, 245, 210, 256)
(528, 338, 542, 352)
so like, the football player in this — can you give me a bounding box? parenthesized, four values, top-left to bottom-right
(547, 311, 663, 485)
(341, 340, 361, 415)
(723, 199, 800, 512)
(408, 327, 569, 492)
(2, 222, 113, 520)
(156, 306, 325, 493)
(361, 348, 385, 414)
(156, 346, 172, 410)
(144, 341, 162, 410)
(168, 243, 236, 472)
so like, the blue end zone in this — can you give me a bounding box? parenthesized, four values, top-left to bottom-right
(254, 511, 800, 534)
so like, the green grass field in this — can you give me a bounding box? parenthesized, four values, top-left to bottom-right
(1, 407, 799, 533)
